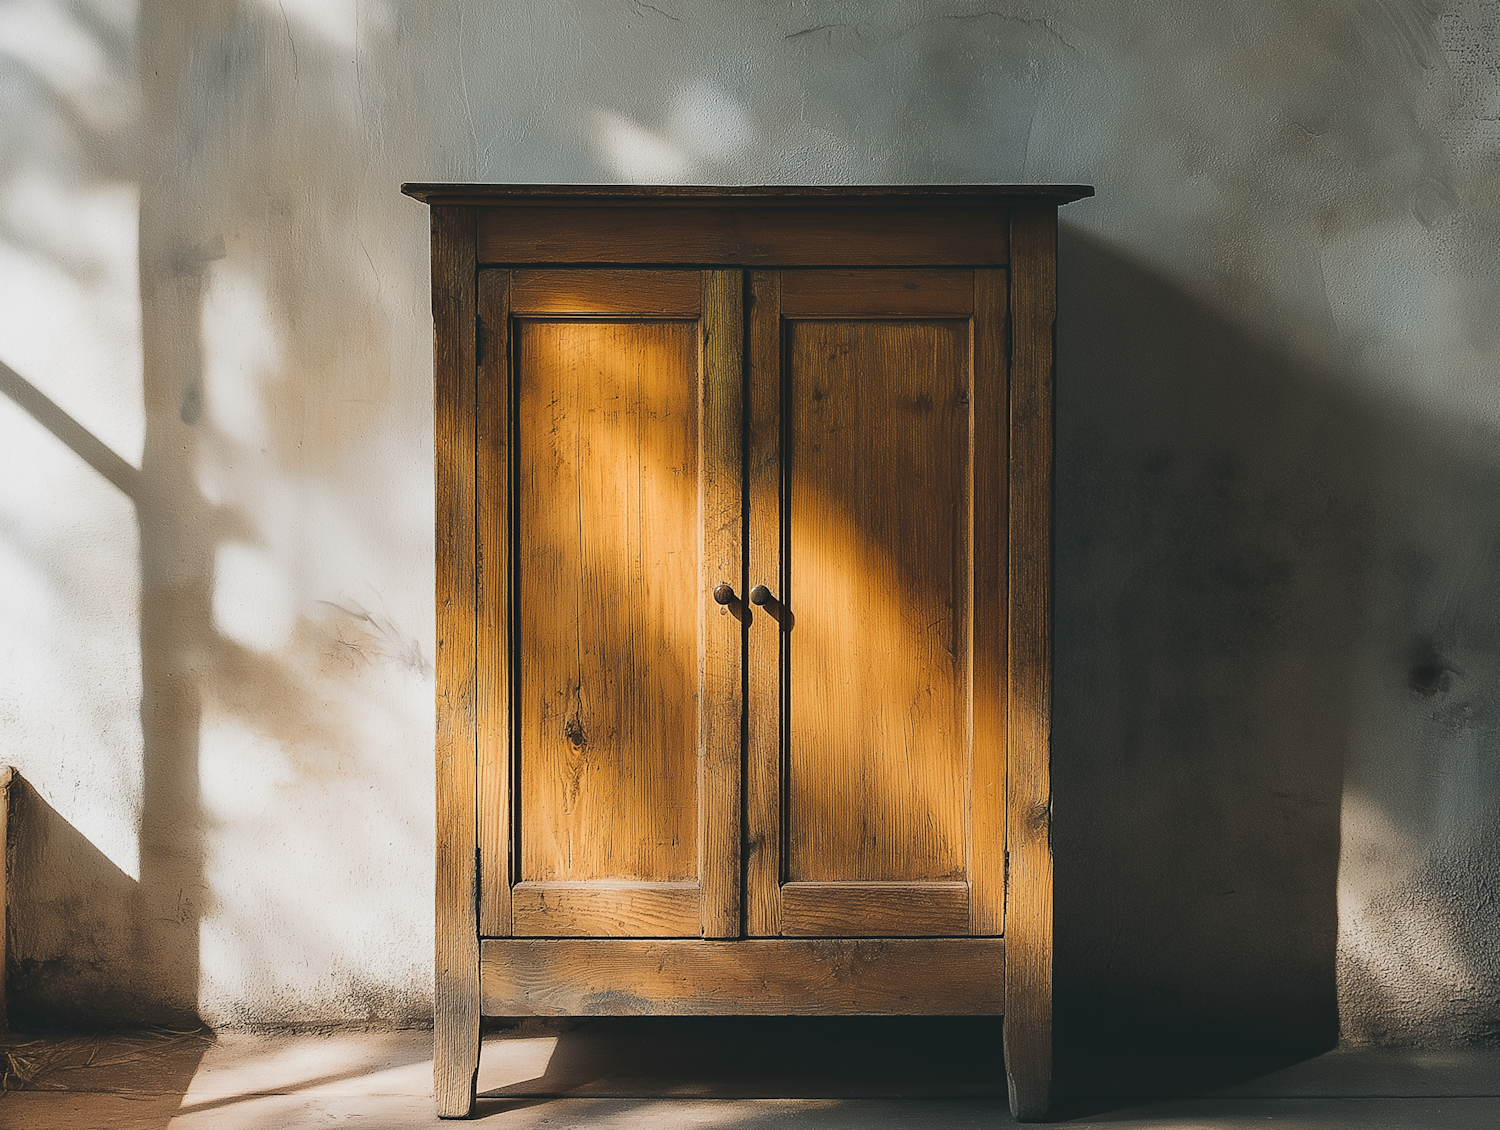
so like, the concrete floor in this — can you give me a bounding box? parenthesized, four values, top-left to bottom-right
(2, 1020, 1498, 1129)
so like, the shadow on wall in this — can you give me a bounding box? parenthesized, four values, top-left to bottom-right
(1051, 225, 1367, 1097)
(0, 350, 202, 1028)
(3, 0, 436, 1028)
(1052, 215, 1500, 1087)
(5, 774, 173, 1026)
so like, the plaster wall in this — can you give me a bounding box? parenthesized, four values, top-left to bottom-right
(0, 0, 1497, 1050)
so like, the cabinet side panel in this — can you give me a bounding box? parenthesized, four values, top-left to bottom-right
(1005, 207, 1056, 1122)
(785, 319, 971, 885)
(432, 205, 480, 1118)
(971, 269, 1009, 936)
(515, 319, 701, 885)
(700, 270, 744, 938)
(476, 269, 512, 937)
(745, 271, 784, 937)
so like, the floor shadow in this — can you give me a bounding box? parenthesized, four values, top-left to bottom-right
(0, 1027, 212, 1123)
(1051, 226, 1362, 1112)
(480, 1016, 1007, 1099)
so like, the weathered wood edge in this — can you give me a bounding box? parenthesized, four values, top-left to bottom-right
(701, 270, 744, 938)
(745, 271, 783, 937)
(432, 205, 480, 1119)
(480, 937, 1006, 1016)
(1, 765, 11, 1032)
(1005, 207, 1057, 1123)
(475, 269, 511, 938)
(971, 268, 1009, 937)
(403, 183, 1095, 205)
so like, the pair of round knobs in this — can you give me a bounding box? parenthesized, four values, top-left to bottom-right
(713, 583, 775, 608)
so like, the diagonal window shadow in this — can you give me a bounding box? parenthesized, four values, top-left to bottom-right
(0, 360, 139, 500)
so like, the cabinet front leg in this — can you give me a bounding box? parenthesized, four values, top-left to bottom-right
(434, 968, 480, 1118)
(1004, 1009, 1052, 1122)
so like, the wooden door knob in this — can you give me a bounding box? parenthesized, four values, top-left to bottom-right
(749, 585, 774, 606)
(713, 583, 739, 606)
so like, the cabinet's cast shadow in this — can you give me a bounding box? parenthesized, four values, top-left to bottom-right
(1051, 227, 1363, 1109)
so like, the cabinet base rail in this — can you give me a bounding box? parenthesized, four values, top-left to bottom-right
(479, 937, 1005, 1017)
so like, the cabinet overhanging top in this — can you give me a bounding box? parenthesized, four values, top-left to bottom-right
(401, 183, 1095, 207)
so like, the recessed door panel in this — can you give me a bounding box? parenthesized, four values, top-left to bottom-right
(785, 318, 971, 884)
(517, 317, 701, 886)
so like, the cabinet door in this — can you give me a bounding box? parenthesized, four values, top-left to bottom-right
(746, 269, 1009, 937)
(476, 268, 742, 938)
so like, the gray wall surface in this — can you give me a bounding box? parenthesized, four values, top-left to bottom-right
(1, 0, 1497, 1059)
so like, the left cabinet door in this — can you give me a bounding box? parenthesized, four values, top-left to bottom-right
(475, 268, 743, 939)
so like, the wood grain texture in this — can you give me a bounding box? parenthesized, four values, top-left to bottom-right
(745, 271, 784, 938)
(699, 270, 743, 938)
(785, 317, 970, 886)
(780, 882, 970, 937)
(779, 269, 974, 316)
(1005, 207, 1057, 1123)
(477, 207, 1009, 267)
(511, 882, 699, 937)
(431, 205, 480, 1119)
(476, 269, 511, 938)
(480, 937, 1006, 1016)
(971, 268, 1009, 937)
(511, 269, 701, 315)
(516, 318, 700, 886)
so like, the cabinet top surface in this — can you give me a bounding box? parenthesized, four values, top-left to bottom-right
(401, 182, 1094, 206)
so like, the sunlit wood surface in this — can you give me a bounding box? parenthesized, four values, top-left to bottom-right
(476, 269, 512, 937)
(517, 319, 700, 887)
(786, 317, 971, 886)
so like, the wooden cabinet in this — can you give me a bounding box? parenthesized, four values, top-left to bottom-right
(403, 184, 1092, 1122)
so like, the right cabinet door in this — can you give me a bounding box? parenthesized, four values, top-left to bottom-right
(747, 268, 1010, 938)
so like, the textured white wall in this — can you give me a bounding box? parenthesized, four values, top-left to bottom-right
(0, 0, 1497, 1045)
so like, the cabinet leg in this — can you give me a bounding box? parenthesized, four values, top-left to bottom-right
(434, 994, 479, 1118)
(1004, 1013, 1053, 1122)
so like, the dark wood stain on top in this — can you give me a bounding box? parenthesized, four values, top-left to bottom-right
(402, 183, 1095, 205)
